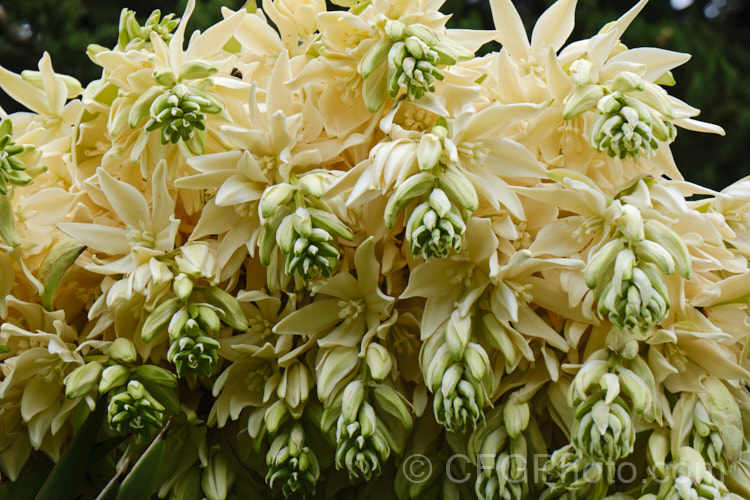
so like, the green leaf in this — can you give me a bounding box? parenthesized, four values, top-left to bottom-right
(114, 420, 170, 500)
(0, 436, 125, 500)
(35, 398, 106, 500)
(0, 466, 52, 500)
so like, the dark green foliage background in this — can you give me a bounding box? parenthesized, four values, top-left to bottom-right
(0, 0, 747, 190)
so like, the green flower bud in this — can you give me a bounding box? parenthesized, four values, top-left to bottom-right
(260, 183, 295, 218)
(271, 206, 350, 283)
(437, 169, 478, 211)
(65, 362, 103, 399)
(643, 219, 692, 279)
(153, 68, 177, 87)
(201, 286, 249, 331)
(335, 420, 389, 481)
(99, 364, 131, 394)
(417, 133, 443, 172)
(562, 85, 605, 120)
(179, 60, 217, 81)
(371, 384, 413, 430)
(307, 208, 354, 241)
(384, 172, 435, 229)
(445, 309, 471, 360)
(172, 273, 194, 301)
(341, 380, 366, 422)
(133, 364, 178, 388)
(202, 451, 236, 500)
(463, 342, 490, 382)
(109, 337, 138, 364)
(361, 22, 470, 112)
(265, 400, 290, 435)
(569, 59, 599, 87)
(365, 343, 393, 381)
(503, 395, 530, 439)
(612, 71, 645, 93)
(656, 450, 730, 500)
(168, 308, 190, 342)
(142, 297, 182, 343)
(195, 305, 221, 335)
(434, 372, 486, 433)
(585, 239, 626, 290)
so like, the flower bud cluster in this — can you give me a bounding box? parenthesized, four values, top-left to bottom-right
(590, 91, 675, 161)
(572, 393, 635, 462)
(65, 337, 179, 438)
(649, 447, 732, 500)
(406, 188, 466, 260)
(585, 205, 691, 342)
(142, 280, 247, 378)
(540, 443, 611, 500)
(108, 379, 166, 437)
(117, 9, 179, 51)
(692, 400, 731, 474)
(359, 21, 472, 111)
(166, 305, 221, 378)
(471, 402, 531, 500)
(260, 179, 353, 283)
(334, 380, 391, 480)
(423, 311, 491, 432)
(0, 119, 33, 195)
(266, 423, 320, 498)
(143, 84, 221, 152)
(563, 69, 678, 161)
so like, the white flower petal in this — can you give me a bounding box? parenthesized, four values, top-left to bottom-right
(96, 168, 150, 230)
(490, 0, 530, 60)
(57, 222, 130, 255)
(530, 0, 577, 54)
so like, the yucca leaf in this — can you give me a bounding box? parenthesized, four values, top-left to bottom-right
(114, 420, 171, 500)
(35, 398, 106, 500)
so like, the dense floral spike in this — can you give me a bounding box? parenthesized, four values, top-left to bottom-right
(0, 0, 748, 498)
(107, 380, 166, 438)
(265, 423, 320, 498)
(117, 9, 179, 51)
(0, 119, 34, 194)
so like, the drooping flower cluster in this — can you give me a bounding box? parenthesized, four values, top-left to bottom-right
(0, 0, 748, 499)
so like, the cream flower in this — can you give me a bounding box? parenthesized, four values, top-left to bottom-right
(273, 238, 394, 353)
(0, 300, 86, 480)
(57, 162, 178, 302)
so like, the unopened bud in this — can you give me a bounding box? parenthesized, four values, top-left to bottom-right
(109, 338, 138, 364)
(365, 344, 393, 381)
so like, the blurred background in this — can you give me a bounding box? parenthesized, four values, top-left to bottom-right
(0, 0, 747, 190)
